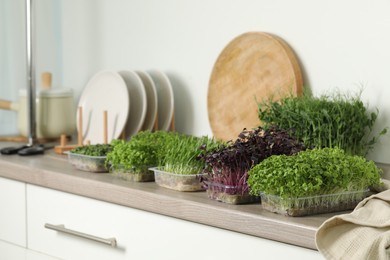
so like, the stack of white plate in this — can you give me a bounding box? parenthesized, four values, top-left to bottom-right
(77, 70, 174, 144)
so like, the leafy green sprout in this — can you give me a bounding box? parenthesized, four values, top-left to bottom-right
(106, 131, 176, 174)
(248, 147, 382, 201)
(258, 90, 387, 156)
(70, 144, 112, 156)
(162, 134, 225, 175)
(105, 131, 223, 175)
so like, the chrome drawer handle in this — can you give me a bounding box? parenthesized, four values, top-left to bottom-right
(44, 223, 117, 247)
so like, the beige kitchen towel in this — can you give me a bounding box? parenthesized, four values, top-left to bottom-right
(316, 189, 390, 260)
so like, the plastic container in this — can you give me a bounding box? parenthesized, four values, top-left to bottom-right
(206, 182, 260, 204)
(260, 190, 370, 217)
(66, 152, 108, 173)
(111, 166, 155, 182)
(150, 167, 206, 192)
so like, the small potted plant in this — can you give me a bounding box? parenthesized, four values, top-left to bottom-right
(107, 131, 172, 182)
(67, 144, 112, 173)
(248, 147, 383, 216)
(200, 126, 306, 204)
(150, 133, 223, 191)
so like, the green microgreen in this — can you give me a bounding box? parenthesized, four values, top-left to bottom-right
(162, 133, 225, 175)
(248, 147, 383, 200)
(106, 131, 175, 174)
(70, 144, 112, 157)
(258, 90, 387, 156)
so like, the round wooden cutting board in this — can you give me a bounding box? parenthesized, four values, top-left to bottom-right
(208, 32, 303, 141)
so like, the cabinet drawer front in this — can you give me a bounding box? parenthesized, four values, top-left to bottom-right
(27, 185, 132, 260)
(0, 177, 26, 247)
(27, 184, 321, 260)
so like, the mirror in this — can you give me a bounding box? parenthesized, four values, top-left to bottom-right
(0, 0, 26, 136)
(0, 0, 62, 138)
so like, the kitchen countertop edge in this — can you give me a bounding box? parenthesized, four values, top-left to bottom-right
(0, 149, 332, 250)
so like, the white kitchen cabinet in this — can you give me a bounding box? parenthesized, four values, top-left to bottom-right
(0, 240, 60, 260)
(27, 184, 322, 260)
(0, 240, 26, 260)
(0, 177, 26, 247)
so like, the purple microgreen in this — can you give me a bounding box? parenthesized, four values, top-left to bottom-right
(199, 126, 306, 195)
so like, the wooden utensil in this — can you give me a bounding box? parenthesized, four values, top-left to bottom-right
(78, 106, 83, 146)
(54, 135, 78, 154)
(0, 135, 65, 143)
(41, 72, 52, 90)
(54, 106, 83, 154)
(153, 112, 159, 131)
(208, 32, 303, 141)
(103, 110, 108, 144)
(169, 113, 175, 132)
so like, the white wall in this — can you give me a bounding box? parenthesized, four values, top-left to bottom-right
(4, 0, 390, 164)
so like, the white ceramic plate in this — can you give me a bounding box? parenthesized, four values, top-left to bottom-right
(77, 71, 129, 144)
(135, 71, 158, 131)
(148, 70, 174, 131)
(119, 70, 147, 139)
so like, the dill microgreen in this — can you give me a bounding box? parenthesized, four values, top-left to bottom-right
(162, 134, 224, 175)
(258, 90, 387, 156)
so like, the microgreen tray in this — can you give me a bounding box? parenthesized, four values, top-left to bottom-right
(260, 190, 370, 217)
(66, 152, 108, 173)
(205, 182, 260, 204)
(111, 166, 155, 182)
(150, 167, 206, 192)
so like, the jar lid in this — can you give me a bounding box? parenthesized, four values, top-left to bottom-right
(18, 89, 27, 96)
(39, 88, 74, 98)
(19, 88, 74, 98)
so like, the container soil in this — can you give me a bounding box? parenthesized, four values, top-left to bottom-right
(260, 190, 370, 217)
(150, 167, 205, 192)
(206, 182, 260, 204)
(111, 166, 155, 182)
(66, 152, 108, 173)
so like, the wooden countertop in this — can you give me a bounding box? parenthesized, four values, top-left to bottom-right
(0, 143, 337, 250)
